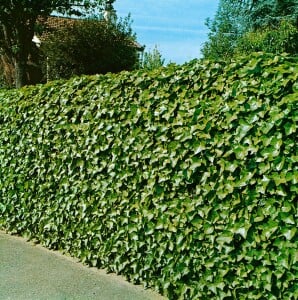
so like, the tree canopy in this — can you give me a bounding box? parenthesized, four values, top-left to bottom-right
(202, 0, 298, 60)
(141, 46, 165, 70)
(249, 0, 298, 29)
(0, 0, 104, 88)
(201, 1, 248, 60)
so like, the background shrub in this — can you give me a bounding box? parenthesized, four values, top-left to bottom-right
(40, 17, 139, 80)
(236, 19, 298, 56)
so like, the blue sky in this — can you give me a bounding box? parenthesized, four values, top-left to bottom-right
(114, 0, 219, 64)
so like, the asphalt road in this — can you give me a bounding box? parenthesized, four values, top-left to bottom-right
(0, 231, 165, 300)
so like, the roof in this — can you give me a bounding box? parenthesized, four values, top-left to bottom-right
(42, 16, 76, 29)
(36, 16, 77, 40)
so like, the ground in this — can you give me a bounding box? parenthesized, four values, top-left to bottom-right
(0, 231, 165, 300)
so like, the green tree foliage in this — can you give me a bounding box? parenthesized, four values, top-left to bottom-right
(236, 19, 298, 56)
(141, 46, 165, 70)
(0, 0, 104, 88)
(202, 0, 298, 60)
(250, 0, 298, 29)
(40, 17, 139, 80)
(201, 0, 249, 60)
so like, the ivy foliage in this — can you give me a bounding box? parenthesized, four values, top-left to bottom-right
(0, 53, 297, 299)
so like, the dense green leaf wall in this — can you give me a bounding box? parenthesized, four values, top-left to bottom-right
(0, 53, 297, 299)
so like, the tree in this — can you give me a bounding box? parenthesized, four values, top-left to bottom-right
(141, 46, 165, 70)
(40, 17, 139, 80)
(236, 19, 298, 56)
(249, 0, 298, 30)
(238, 0, 298, 55)
(0, 0, 104, 88)
(202, 0, 298, 60)
(201, 0, 249, 60)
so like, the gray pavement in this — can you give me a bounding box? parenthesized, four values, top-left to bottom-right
(0, 231, 165, 300)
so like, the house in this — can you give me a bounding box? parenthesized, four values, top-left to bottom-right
(31, 15, 145, 82)
(0, 2, 144, 87)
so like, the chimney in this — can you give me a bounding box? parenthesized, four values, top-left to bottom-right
(104, 0, 117, 23)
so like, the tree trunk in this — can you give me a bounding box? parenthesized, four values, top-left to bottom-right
(15, 57, 28, 88)
(0, 54, 15, 87)
(13, 19, 34, 88)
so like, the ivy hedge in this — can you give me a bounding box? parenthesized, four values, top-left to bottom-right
(0, 53, 297, 299)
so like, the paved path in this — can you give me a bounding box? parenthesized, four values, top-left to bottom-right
(0, 231, 165, 300)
